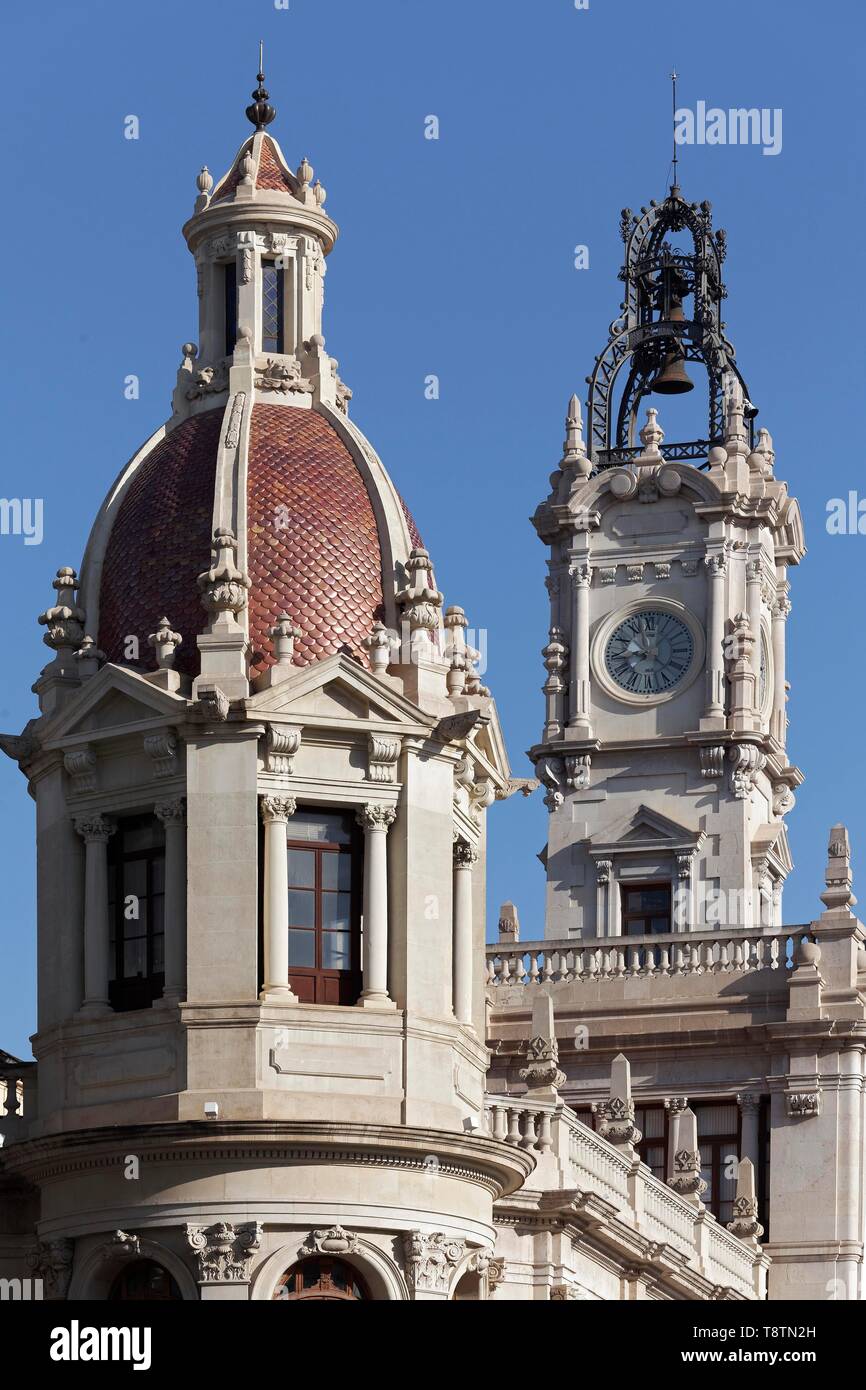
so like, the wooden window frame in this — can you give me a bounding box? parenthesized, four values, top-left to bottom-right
(274, 1257, 369, 1301)
(620, 880, 672, 936)
(283, 811, 363, 1006)
(261, 259, 285, 354)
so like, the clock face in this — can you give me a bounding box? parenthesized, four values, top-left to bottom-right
(604, 610, 694, 695)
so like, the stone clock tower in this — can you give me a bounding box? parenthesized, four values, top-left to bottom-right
(531, 187, 806, 941)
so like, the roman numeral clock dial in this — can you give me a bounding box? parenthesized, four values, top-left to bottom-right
(604, 611, 694, 695)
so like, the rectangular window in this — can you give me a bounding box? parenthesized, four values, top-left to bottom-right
(107, 815, 166, 1012)
(224, 260, 238, 356)
(284, 808, 361, 1005)
(621, 882, 672, 936)
(261, 260, 284, 353)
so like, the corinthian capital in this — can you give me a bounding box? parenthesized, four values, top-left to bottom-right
(260, 795, 297, 824)
(356, 804, 397, 833)
(74, 813, 115, 845)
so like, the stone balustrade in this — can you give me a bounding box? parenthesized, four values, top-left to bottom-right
(484, 1094, 764, 1299)
(486, 925, 811, 989)
(0, 1062, 35, 1147)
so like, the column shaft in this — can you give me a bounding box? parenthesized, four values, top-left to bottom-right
(260, 796, 296, 999)
(156, 800, 187, 1001)
(453, 841, 477, 1025)
(357, 805, 396, 1007)
(74, 815, 115, 1015)
(704, 554, 727, 719)
(568, 566, 591, 731)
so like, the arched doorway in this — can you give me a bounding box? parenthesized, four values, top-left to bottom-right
(273, 1258, 368, 1301)
(108, 1260, 183, 1301)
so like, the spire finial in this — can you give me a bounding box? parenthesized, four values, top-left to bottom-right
(246, 42, 276, 130)
(670, 69, 679, 195)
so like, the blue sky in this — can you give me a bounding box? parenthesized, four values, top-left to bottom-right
(1, 0, 863, 1057)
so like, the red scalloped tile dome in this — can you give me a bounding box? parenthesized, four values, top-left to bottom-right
(96, 403, 421, 679)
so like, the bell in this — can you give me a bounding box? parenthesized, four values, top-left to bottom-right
(651, 290, 694, 395)
(651, 349, 694, 395)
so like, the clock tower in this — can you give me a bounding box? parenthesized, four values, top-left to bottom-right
(531, 185, 806, 942)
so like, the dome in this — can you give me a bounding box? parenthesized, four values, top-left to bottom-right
(92, 401, 423, 679)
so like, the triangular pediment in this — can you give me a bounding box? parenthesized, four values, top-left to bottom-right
(40, 664, 187, 746)
(589, 802, 703, 854)
(247, 652, 435, 730)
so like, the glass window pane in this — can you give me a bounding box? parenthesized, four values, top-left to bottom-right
(151, 893, 164, 934)
(288, 929, 316, 967)
(696, 1105, 738, 1137)
(322, 892, 351, 930)
(123, 820, 164, 853)
(123, 860, 147, 898)
(322, 931, 351, 970)
(124, 937, 147, 978)
(287, 889, 315, 927)
(287, 810, 353, 845)
(151, 857, 165, 893)
(649, 916, 669, 934)
(152, 934, 165, 973)
(287, 849, 316, 889)
(261, 262, 283, 353)
(321, 851, 352, 891)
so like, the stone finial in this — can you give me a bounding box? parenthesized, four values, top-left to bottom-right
(820, 823, 857, 913)
(297, 156, 313, 188)
(667, 1106, 708, 1204)
(313, 179, 327, 207)
(561, 394, 591, 478)
(38, 567, 85, 653)
(270, 613, 301, 666)
(443, 605, 468, 695)
(519, 993, 565, 1094)
(748, 427, 775, 477)
(637, 407, 664, 459)
(724, 373, 747, 444)
(498, 901, 520, 944)
(148, 617, 182, 669)
(726, 1158, 763, 1244)
(592, 1053, 642, 1151)
(363, 620, 393, 676)
(73, 635, 106, 678)
(396, 548, 443, 648)
(197, 527, 251, 619)
(196, 166, 213, 195)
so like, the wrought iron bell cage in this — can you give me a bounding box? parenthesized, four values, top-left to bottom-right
(585, 186, 756, 470)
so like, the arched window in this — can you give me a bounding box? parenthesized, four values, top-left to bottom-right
(273, 1258, 368, 1301)
(108, 1260, 182, 1301)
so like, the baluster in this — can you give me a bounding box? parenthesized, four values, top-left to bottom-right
(628, 945, 640, 977)
(486, 958, 495, 986)
(769, 937, 780, 970)
(658, 944, 671, 976)
(505, 1107, 522, 1145)
(581, 949, 595, 982)
(671, 943, 684, 975)
(514, 954, 526, 987)
(643, 943, 656, 977)
(527, 952, 540, 986)
(537, 1111, 553, 1153)
(520, 1110, 539, 1150)
(491, 1105, 508, 1142)
(541, 952, 554, 985)
(499, 955, 511, 986)
(719, 941, 732, 972)
(732, 940, 745, 972)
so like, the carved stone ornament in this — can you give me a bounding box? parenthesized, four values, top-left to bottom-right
(63, 745, 97, 794)
(260, 795, 297, 824)
(402, 1231, 466, 1295)
(453, 836, 479, 870)
(224, 391, 246, 449)
(186, 359, 230, 400)
(699, 744, 726, 779)
(196, 684, 230, 722)
(396, 548, 443, 645)
(147, 617, 182, 669)
(592, 1095, 642, 1147)
(773, 782, 795, 817)
(356, 804, 397, 833)
(786, 1091, 821, 1118)
(535, 755, 565, 811)
(38, 567, 85, 652)
(255, 356, 313, 394)
(144, 730, 178, 779)
(519, 1035, 566, 1091)
(99, 1231, 141, 1262)
(197, 527, 251, 616)
(74, 813, 115, 846)
(565, 753, 591, 790)
(596, 858, 613, 884)
(155, 798, 186, 827)
(266, 724, 302, 775)
(185, 1221, 263, 1283)
(729, 743, 766, 799)
(669, 1150, 708, 1199)
(598, 566, 617, 585)
(727, 1197, 764, 1242)
(27, 1238, 74, 1298)
(301, 1225, 359, 1257)
(367, 733, 401, 784)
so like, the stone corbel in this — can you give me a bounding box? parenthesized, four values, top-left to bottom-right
(185, 1221, 263, 1283)
(402, 1231, 466, 1296)
(535, 755, 566, 811)
(469, 777, 495, 822)
(196, 684, 230, 722)
(63, 745, 97, 794)
(729, 743, 766, 799)
(699, 744, 726, 779)
(144, 730, 178, 780)
(266, 724, 302, 775)
(367, 733, 401, 784)
(564, 753, 591, 790)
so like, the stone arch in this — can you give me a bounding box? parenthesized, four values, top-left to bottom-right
(68, 1235, 199, 1302)
(250, 1234, 408, 1302)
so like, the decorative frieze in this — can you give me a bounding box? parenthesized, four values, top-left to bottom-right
(186, 1221, 263, 1283)
(63, 745, 97, 794)
(367, 733, 401, 784)
(597, 566, 617, 585)
(626, 563, 645, 583)
(266, 724, 302, 775)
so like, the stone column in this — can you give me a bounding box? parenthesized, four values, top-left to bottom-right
(260, 795, 297, 1000)
(155, 799, 187, 1002)
(746, 559, 763, 692)
(703, 553, 727, 722)
(737, 1092, 762, 1170)
(568, 563, 592, 733)
(74, 814, 116, 1015)
(771, 591, 790, 745)
(357, 805, 397, 1008)
(453, 838, 478, 1026)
